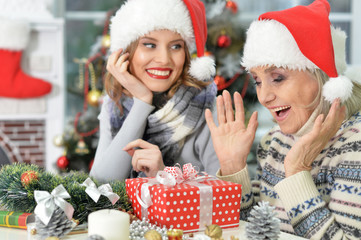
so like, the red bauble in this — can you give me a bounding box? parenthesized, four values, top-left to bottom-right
(214, 75, 226, 90)
(21, 170, 38, 186)
(217, 34, 231, 48)
(226, 0, 238, 14)
(57, 155, 69, 169)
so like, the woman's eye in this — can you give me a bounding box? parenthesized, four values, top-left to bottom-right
(274, 75, 284, 82)
(171, 44, 183, 50)
(143, 43, 156, 48)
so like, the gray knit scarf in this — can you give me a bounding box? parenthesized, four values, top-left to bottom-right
(109, 82, 217, 166)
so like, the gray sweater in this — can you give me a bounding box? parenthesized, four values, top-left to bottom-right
(90, 96, 220, 182)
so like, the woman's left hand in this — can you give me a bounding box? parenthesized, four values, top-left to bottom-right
(284, 98, 346, 177)
(123, 139, 165, 177)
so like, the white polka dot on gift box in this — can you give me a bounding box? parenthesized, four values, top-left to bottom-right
(147, 183, 201, 231)
(208, 180, 242, 226)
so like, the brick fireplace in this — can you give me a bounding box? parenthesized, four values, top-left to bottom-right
(0, 120, 46, 167)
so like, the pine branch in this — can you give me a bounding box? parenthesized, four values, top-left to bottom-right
(0, 163, 132, 224)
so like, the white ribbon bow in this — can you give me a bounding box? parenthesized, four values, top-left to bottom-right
(34, 184, 74, 226)
(81, 178, 119, 205)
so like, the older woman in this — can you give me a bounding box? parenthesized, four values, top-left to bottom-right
(206, 0, 361, 239)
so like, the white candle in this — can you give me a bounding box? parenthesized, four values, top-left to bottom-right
(88, 209, 130, 240)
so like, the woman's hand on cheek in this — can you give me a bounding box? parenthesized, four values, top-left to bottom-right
(123, 139, 165, 177)
(284, 98, 346, 177)
(205, 90, 258, 176)
(106, 49, 153, 104)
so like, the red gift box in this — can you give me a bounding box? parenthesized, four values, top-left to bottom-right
(126, 177, 242, 232)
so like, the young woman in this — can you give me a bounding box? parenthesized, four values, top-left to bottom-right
(90, 0, 220, 182)
(206, 0, 361, 239)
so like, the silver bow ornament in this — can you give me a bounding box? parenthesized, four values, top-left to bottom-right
(81, 178, 119, 204)
(34, 184, 74, 225)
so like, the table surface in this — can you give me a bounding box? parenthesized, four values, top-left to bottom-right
(0, 221, 306, 240)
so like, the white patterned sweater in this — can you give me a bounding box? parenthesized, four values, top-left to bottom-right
(217, 109, 361, 239)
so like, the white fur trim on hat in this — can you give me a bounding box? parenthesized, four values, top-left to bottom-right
(189, 56, 215, 81)
(0, 18, 30, 50)
(323, 75, 353, 103)
(110, 0, 195, 53)
(241, 20, 318, 71)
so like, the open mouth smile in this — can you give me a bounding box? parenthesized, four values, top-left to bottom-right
(271, 105, 291, 120)
(146, 68, 172, 79)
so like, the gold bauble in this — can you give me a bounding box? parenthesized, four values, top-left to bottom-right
(205, 224, 222, 238)
(30, 228, 37, 235)
(101, 34, 111, 48)
(45, 237, 60, 240)
(144, 229, 162, 240)
(86, 90, 102, 107)
(53, 134, 64, 147)
(167, 229, 183, 240)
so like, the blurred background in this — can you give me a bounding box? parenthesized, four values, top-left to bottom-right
(0, 0, 360, 178)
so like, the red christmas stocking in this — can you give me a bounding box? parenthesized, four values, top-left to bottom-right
(0, 19, 52, 98)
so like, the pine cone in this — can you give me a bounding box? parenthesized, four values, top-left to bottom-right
(246, 201, 280, 240)
(35, 206, 74, 239)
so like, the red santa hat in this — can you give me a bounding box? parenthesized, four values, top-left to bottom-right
(110, 0, 215, 82)
(242, 0, 353, 103)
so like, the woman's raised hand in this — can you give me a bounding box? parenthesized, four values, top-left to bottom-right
(205, 90, 258, 176)
(123, 139, 165, 177)
(106, 49, 153, 104)
(284, 98, 346, 177)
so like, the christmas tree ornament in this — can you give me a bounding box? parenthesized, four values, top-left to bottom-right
(81, 178, 120, 204)
(101, 34, 111, 48)
(0, 18, 52, 98)
(86, 89, 102, 107)
(73, 58, 87, 91)
(56, 155, 69, 169)
(167, 229, 183, 240)
(225, 0, 238, 14)
(75, 139, 90, 155)
(214, 75, 226, 90)
(52, 134, 64, 147)
(34, 185, 75, 239)
(45, 237, 60, 240)
(21, 170, 38, 186)
(129, 218, 168, 240)
(144, 229, 162, 240)
(86, 62, 102, 107)
(204, 224, 222, 239)
(246, 201, 281, 240)
(217, 32, 231, 48)
(35, 206, 74, 239)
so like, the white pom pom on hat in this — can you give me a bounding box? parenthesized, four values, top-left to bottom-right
(242, 0, 353, 103)
(109, 0, 215, 82)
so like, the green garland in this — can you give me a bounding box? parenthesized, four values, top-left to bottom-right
(0, 163, 132, 223)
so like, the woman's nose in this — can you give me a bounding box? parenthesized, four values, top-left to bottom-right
(257, 84, 276, 106)
(154, 47, 170, 64)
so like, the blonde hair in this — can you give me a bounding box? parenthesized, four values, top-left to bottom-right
(312, 69, 361, 119)
(104, 39, 210, 111)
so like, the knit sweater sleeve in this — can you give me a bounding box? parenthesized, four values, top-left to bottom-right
(216, 165, 259, 220)
(90, 97, 155, 182)
(275, 140, 361, 239)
